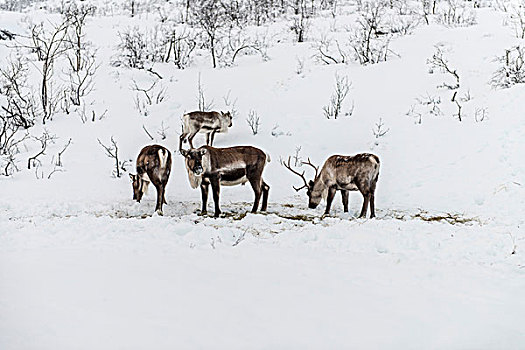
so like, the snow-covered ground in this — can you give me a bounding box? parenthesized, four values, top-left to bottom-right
(1, 1, 525, 349)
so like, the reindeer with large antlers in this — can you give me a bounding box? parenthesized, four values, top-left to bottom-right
(282, 153, 380, 218)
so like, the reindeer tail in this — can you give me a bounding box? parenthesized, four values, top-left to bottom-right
(158, 148, 169, 169)
(265, 153, 271, 163)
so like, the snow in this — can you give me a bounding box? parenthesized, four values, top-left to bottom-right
(1, 1, 525, 349)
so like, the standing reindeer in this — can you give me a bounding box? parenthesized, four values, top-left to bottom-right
(181, 145, 270, 217)
(129, 145, 172, 216)
(179, 111, 233, 150)
(283, 153, 380, 218)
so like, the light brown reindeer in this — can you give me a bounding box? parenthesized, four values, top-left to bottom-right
(283, 153, 380, 218)
(181, 145, 270, 217)
(179, 111, 233, 150)
(129, 145, 172, 216)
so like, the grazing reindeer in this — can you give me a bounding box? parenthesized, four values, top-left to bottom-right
(179, 111, 233, 150)
(129, 145, 172, 216)
(181, 145, 270, 217)
(283, 153, 380, 218)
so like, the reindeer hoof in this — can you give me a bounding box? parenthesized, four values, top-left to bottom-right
(156, 210, 164, 216)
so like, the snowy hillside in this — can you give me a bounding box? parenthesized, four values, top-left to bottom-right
(1, 0, 524, 349)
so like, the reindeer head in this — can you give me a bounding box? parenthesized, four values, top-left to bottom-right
(129, 174, 149, 202)
(221, 111, 233, 127)
(181, 148, 208, 176)
(282, 157, 321, 209)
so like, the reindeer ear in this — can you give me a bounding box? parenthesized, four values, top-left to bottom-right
(180, 149, 188, 157)
(129, 174, 134, 180)
(309, 180, 314, 187)
(200, 148, 207, 155)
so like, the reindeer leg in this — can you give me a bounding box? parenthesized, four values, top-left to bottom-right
(210, 130, 217, 146)
(188, 132, 198, 149)
(248, 176, 263, 213)
(200, 180, 209, 215)
(369, 181, 377, 218)
(359, 192, 370, 218)
(162, 186, 167, 204)
(210, 176, 221, 217)
(155, 184, 164, 216)
(324, 186, 337, 216)
(370, 193, 376, 218)
(341, 190, 349, 213)
(206, 132, 210, 146)
(261, 181, 270, 211)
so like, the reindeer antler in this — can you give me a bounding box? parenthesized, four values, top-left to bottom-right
(302, 157, 319, 179)
(281, 156, 309, 191)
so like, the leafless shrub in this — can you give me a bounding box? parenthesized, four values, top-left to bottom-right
(116, 27, 148, 69)
(416, 93, 442, 116)
(296, 56, 306, 74)
(0, 55, 38, 129)
(475, 107, 488, 122)
(372, 117, 390, 138)
(323, 74, 353, 119)
(246, 110, 261, 135)
(314, 35, 347, 65)
(54, 138, 72, 167)
(131, 78, 167, 117)
(78, 104, 108, 123)
(292, 145, 302, 166)
(97, 136, 129, 178)
(406, 104, 423, 124)
(157, 121, 169, 140)
(222, 90, 238, 119)
(225, 27, 268, 66)
(437, 0, 476, 27)
(27, 130, 57, 170)
(491, 46, 525, 88)
(427, 45, 460, 90)
(197, 73, 214, 111)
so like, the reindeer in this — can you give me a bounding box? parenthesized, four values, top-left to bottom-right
(180, 145, 270, 217)
(179, 111, 233, 150)
(129, 145, 172, 216)
(283, 153, 380, 218)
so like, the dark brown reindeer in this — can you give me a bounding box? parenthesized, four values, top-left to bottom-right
(283, 153, 380, 218)
(179, 111, 233, 150)
(129, 145, 172, 216)
(181, 145, 270, 217)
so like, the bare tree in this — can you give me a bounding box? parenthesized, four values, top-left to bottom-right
(191, 0, 227, 68)
(163, 26, 197, 69)
(28, 18, 71, 123)
(350, 1, 393, 65)
(291, 0, 311, 43)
